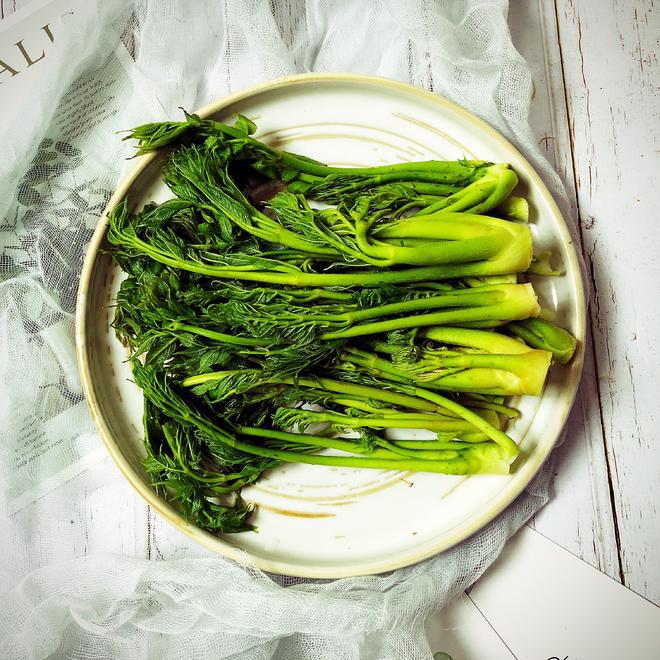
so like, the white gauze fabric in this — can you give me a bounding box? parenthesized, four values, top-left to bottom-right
(0, 1, 572, 658)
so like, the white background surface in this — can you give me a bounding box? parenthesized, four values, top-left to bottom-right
(3, 0, 659, 607)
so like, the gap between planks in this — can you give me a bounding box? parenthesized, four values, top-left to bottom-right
(547, 0, 660, 604)
(512, 0, 622, 585)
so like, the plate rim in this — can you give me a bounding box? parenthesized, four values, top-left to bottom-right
(75, 72, 586, 578)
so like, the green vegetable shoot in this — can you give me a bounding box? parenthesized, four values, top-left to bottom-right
(107, 111, 578, 533)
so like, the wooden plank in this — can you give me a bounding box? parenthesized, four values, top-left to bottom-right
(529, 0, 622, 581)
(531, 337, 623, 580)
(509, 0, 622, 582)
(550, 0, 660, 603)
(508, 0, 559, 169)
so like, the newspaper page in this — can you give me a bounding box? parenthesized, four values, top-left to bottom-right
(1, 0, 141, 510)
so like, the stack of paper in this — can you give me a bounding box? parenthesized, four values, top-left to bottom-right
(427, 526, 660, 659)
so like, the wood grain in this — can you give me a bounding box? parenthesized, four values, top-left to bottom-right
(548, 0, 660, 603)
(514, 0, 623, 584)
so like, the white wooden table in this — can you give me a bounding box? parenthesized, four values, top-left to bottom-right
(4, 0, 659, 606)
(512, 0, 660, 606)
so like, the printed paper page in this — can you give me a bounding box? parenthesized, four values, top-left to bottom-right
(468, 525, 660, 660)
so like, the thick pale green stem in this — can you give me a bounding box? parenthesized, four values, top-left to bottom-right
(419, 326, 532, 354)
(413, 164, 518, 215)
(408, 387, 519, 460)
(321, 283, 540, 339)
(170, 322, 269, 347)
(506, 318, 577, 364)
(349, 344, 552, 396)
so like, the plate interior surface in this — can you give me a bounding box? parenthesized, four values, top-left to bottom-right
(77, 75, 585, 577)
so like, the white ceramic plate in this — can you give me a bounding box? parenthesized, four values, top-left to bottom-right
(76, 74, 585, 578)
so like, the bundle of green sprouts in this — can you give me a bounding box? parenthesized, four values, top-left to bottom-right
(107, 112, 577, 533)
